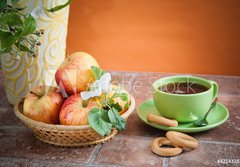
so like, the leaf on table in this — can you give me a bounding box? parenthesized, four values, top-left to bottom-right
(108, 107, 126, 131)
(88, 108, 112, 136)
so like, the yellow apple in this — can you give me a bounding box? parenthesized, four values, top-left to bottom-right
(23, 86, 64, 124)
(106, 85, 131, 115)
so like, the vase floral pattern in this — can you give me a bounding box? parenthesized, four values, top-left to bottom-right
(1, 0, 69, 104)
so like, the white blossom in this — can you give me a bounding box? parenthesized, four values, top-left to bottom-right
(81, 73, 111, 100)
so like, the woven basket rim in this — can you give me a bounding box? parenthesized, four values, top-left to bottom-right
(14, 94, 135, 131)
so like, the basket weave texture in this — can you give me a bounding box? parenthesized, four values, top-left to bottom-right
(14, 95, 135, 147)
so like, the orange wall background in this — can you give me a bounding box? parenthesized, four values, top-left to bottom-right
(67, 0, 240, 76)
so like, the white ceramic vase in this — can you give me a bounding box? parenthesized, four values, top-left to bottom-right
(1, 0, 69, 104)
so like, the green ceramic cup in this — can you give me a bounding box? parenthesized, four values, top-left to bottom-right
(152, 76, 218, 123)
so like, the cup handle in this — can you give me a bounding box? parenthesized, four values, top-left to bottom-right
(210, 81, 218, 101)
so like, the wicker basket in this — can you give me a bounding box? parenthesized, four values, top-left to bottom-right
(14, 95, 135, 147)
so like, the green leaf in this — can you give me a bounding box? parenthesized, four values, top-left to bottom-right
(15, 42, 31, 52)
(119, 93, 128, 101)
(111, 103, 122, 112)
(0, 21, 10, 32)
(91, 66, 105, 80)
(100, 109, 111, 123)
(0, 47, 12, 54)
(45, 0, 72, 13)
(0, 0, 7, 12)
(108, 108, 126, 131)
(11, 0, 20, 4)
(0, 31, 18, 50)
(22, 14, 36, 36)
(88, 108, 112, 136)
(108, 98, 114, 105)
(124, 101, 130, 110)
(2, 13, 23, 27)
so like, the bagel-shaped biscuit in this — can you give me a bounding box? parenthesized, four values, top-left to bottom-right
(151, 137, 183, 156)
(166, 131, 198, 150)
(147, 114, 178, 127)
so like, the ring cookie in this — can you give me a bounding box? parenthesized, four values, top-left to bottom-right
(151, 137, 183, 156)
(147, 114, 178, 127)
(166, 131, 198, 150)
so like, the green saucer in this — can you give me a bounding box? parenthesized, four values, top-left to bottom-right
(137, 99, 229, 133)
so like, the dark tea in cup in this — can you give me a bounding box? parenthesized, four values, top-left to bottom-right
(158, 82, 208, 94)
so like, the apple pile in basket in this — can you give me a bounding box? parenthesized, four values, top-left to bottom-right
(23, 52, 131, 136)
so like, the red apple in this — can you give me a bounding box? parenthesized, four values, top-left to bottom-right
(23, 86, 64, 124)
(59, 94, 98, 125)
(55, 52, 99, 95)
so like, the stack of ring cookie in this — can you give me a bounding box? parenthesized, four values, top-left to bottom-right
(151, 131, 198, 157)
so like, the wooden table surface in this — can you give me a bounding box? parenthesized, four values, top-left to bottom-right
(0, 71, 240, 167)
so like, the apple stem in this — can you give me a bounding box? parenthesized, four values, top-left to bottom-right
(82, 100, 89, 108)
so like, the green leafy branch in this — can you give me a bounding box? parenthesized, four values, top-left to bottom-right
(0, 0, 43, 58)
(0, 0, 73, 58)
(88, 66, 129, 136)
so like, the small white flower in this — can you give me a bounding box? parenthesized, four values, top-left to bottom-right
(81, 73, 111, 100)
(31, 7, 45, 19)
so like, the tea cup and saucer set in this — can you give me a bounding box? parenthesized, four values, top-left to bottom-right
(137, 76, 229, 133)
